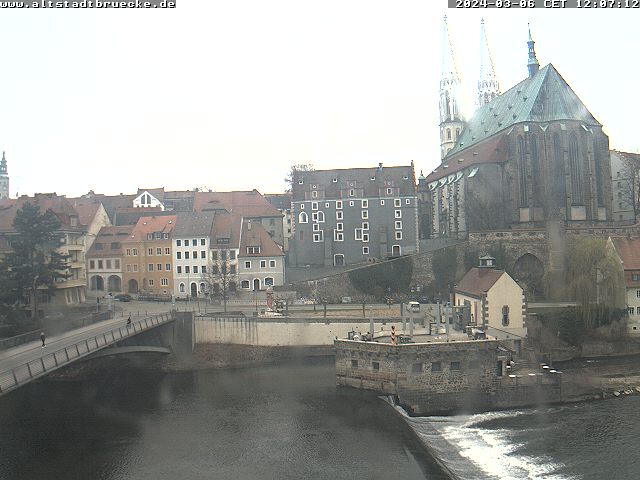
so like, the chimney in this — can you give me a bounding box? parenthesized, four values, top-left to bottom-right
(378, 162, 383, 172)
(247, 220, 252, 231)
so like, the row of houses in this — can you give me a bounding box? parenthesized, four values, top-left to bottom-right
(0, 189, 286, 308)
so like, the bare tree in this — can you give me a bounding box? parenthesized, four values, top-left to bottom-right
(284, 164, 314, 193)
(200, 262, 236, 313)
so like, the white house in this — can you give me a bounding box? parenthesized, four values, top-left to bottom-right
(238, 218, 285, 291)
(454, 256, 527, 345)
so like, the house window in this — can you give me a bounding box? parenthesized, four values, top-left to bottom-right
(380, 200, 385, 206)
(133, 264, 138, 272)
(312, 202, 318, 210)
(412, 363, 423, 373)
(148, 264, 154, 272)
(230, 250, 236, 260)
(202, 266, 207, 273)
(193, 266, 198, 274)
(157, 263, 162, 271)
(148, 279, 154, 286)
(629, 307, 635, 316)
(165, 248, 170, 255)
(176, 252, 182, 259)
(361, 210, 368, 219)
(362, 233, 369, 242)
(351, 359, 358, 368)
(89, 260, 95, 269)
(363, 246, 369, 254)
(247, 247, 261, 254)
(185, 266, 190, 274)
(241, 280, 250, 289)
(355, 228, 362, 240)
(361, 199, 368, 208)
(264, 277, 274, 287)
(349, 189, 355, 197)
(336, 211, 343, 220)
(335, 231, 344, 242)
(372, 361, 379, 371)
(336, 223, 343, 231)
(325, 202, 330, 208)
(395, 231, 402, 240)
(336, 201, 343, 209)
(431, 362, 441, 372)
(179, 283, 185, 293)
(349, 201, 354, 207)
(633, 273, 640, 282)
(502, 305, 510, 326)
(166, 264, 171, 271)
(394, 199, 401, 207)
(362, 222, 369, 230)
(316, 211, 325, 222)
(635, 289, 639, 298)
(313, 232, 324, 242)
(405, 198, 411, 205)
(147, 234, 153, 240)
(450, 361, 461, 371)
(177, 266, 182, 274)
(161, 278, 168, 286)
(260, 260, 267, 268)
(269, 260, 276, 268)
(332, 177, 338, 183)
(201, 251, 206, 259)
(395, 210, 402, 218)
(386, 188, 393, 195)
(313, 224, 320, 232)
(132, 249, 138, 256)
(395, 221, 402, 230)
(212, 251, 218, 260)
(156, 248, 162, 255)
(245, 261, 251, 269)
(126, 264, 131, 272)
(176, 240, 181, 247)
(193, 251, 198, 259)
(201, 239, 206, 245)
(115, 260, 120, 269)
(185, 252, 190, 259)
(299, 212, 308, 223)
(311, 190, 318, 199)
(126, 249, 131, 256)
(148, 248, 153, 256)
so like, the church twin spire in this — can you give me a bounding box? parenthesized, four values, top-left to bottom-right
(478, 18, 500, 107)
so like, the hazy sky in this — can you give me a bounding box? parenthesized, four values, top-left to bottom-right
(0, 2, 636, 198)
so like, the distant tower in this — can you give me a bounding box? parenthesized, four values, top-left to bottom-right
(527, 24, 540, 78)
(477, 18, 500, 107)
(439, 16, 465, 160)
(0, 152, 9, 200)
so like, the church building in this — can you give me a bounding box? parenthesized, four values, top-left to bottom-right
(426, 25, 613, 239)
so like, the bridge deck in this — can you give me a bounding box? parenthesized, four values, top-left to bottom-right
(0, 312, 174, 396)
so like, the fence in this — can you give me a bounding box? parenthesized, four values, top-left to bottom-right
(0, 312, 173, 396)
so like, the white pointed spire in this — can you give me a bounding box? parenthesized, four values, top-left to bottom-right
(478, 18, 500, 107)
(439, 16, 465, 159)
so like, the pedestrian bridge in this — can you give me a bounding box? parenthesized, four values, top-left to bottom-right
(0, 312, 177, 397)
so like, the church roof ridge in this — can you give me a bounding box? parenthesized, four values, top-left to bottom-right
(445, 63, 601, 158)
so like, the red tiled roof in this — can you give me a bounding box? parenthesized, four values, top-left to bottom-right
(0, 194, 83, 233)
(73, 203, 102, 227)
(210, 213, 241, 246)
(86, 225, 134, 258)
(455, 267, 505, 298)
(425, 136, 507, 183)
(239, 219, 283, 258)
(611, 237, 640, 270)
(127, 215, 177, 242)
(194, 190, 282, 217)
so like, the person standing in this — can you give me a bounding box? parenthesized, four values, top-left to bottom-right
(40, 332, 46, 348)
(126, 315, 132, 328)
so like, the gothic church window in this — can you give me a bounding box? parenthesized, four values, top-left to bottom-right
(446, 128, 451, 140)
(530, 135, 541, 206)
(517, 135, 528, 206)
(569, 133, 583, 204)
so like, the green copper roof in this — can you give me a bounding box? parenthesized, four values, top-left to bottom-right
(446, 64, 601, 157)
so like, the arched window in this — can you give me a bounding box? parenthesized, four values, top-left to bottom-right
(446, 128, 451, 140)
(179, 283, 185, 293)
(316, 211, 324, 222)
(593, 137, 605, 206)
(455, 128, 460, 140)
(517, 135, 528, 207)
(298, 212, 308, 223)
(569, 133, 582, 203)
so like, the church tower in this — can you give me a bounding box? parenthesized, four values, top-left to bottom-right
(439, 16, 465, 160)
(0, 152, 9, 200)
(527, 25, 540, 78)
(477, 18, 500, 107)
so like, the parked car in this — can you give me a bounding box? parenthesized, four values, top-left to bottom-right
(114, 294, 132, 302)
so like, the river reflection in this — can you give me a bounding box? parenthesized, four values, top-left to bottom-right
(0, 357, 447, 480)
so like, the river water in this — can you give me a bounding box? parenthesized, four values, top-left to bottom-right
(1, 358, 638, 480)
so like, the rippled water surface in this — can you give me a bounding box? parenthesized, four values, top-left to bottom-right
(0, 358, 446, 480)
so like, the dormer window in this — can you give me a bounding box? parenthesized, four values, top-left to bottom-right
(298, 179, 304, 184)
(247, 246, 261, 254)
(70, 216, 78, 227)
(332, 178, 338, 183)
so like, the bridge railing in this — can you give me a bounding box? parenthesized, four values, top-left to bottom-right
(0, 312, 173, 396)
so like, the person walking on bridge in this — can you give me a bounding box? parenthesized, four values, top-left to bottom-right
(40, 332, 46, 348)
(126, 315, 132, 328)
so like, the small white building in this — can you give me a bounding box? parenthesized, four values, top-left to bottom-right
(608, 236, 640, 334)
(172, 212, 215, 299)
(454, 256, 527, 343)
(238, 219, 285, 291)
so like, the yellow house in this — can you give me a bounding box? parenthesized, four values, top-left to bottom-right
(454, 256, 527, 344)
